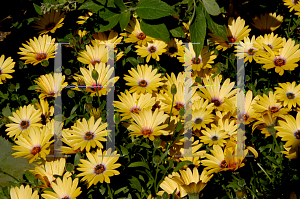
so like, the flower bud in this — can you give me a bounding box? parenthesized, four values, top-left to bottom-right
(153, 155, 161, 165)
(153, 138, 161, 148)
(77, 77, 86, 91)
(85, 103, 92, 111)
(171, 84, 177, 96)
(114, 112, 121, 124)
(64, 68, 72, 75)
(41, 60, 49, 67)
(90, 108, 101, 120)
(92, 69, 99, 82)
(67, 90, 75, 98)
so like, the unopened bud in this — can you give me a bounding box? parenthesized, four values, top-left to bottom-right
(64, 68, 72, 75)
(171, 84, 177, 96)
(67, 90, 75, 98)
(153, 138, 161, 148)
(90, 108, 101, 120)
(114, 112, 121, 124)
(153, 155, 161, 165)
(92, 69, 99, 82)
(179, 107, 185, 117)
(77, 77, 86, 91)
(85, 103, 92, 111)
(41, 60, 49, 67)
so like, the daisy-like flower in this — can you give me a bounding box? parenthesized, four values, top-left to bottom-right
(30, 158, 71, 189)
(237, 90, 260, 125)
(192, 98, 214, 130)
(5, 104, 43, 139)
(78, 43, 108, 65)
(124, 64, 163, 94)
(253, 32, 283, 56)
(77, 12, 93, 25)
(178, 44, 217, 71)
(275, 112, 300, 150)
(72, 63, 119, 97)
(178, 141, 206, 169)
(157, 172, 187, 199)
(77, 148, 121, 187)
(65, 116, 107, 152)
(275, 82, 300, 109)
(236, 35, 258, 63)
(283, 0, 300, 12)
(114, 90, 156, 121)
(12, 126, 53, 163)
(0, 54, 15, 84)
(89, 108, 101, 120)
(33, 9, 65, 35)
(165, 38, 185, 58)
(35, 99, 54, 125)
(18, 35, 57, 66)
(252, 111, 280, 137)
(120, 17, 153, 45)
(128, 108, 169, 141)
(218, 118, 237, 137)
(281, 144, 299, 159)
(200, 124, 229, 147)
(251, 91, 289, 116)
(135, 40, 167, 62)
(197, 75, 237, 113)
(172, 168, 213, 197)
(92, 30, 123, 48)
(256, 38, 300, 76)
(10, 184, 39, 199)
(251, 13, 283, 33)
(62, 129, 83, 155)
(34, 73, 68, 99)
(208, 17, 251, 51)
(41, 175, 82, 199)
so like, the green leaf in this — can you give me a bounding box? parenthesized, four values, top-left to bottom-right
(28, 85, 38, 90)
(190, 6, 206, 59)
(162, 192, 169, 199)
(120, 11, 131, 31)
(205, 11, 227, 42)
(114, 186, 128, 195)
(129, 176, 142, 192)
(173, 160, 192, 172)
(120, 145, 129, 156)
(140, 20, 170, 42)
(25, 170, 35, 183)
(175, 121, 183, 133)
(114, 0, 126, 11)
(126, 57, 138, 67)
(161, 149, 170, 162)
(74, 152, 82, 166)
(66, 163, 74, 172)
(140, 142, 151, 148)
(98, 8, 120, 32)
(128, 161, 150, 170)
(202, 0, 221, 16)
(2, 105, 12, 117)
(70, 104, 79, 116)
(136, 0, 177, 20)
(76, 0, 85, 3)
(78, 0, 104, 12)
(170, 26, 185, 38)
(33, 3, 42, 15)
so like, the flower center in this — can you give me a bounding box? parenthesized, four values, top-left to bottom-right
(84, 131, 95, 140)
(247, 48, 255, 55)
(91, 59, 101, 66)
(274, 57, 285, 67)
(130, 107, 141, 114)
(94, 164, 105, 174)
(294, 130, 300, 139)
(194, 118, 203, 124)
(286, 92, 295, 99)
(137, 32, 146, 40)
(211, 135, 219, 141)
(168, 47, 177, 54)
(220, 160, 227, 168)
(270, 106, 279, 113)
(20, 120, 30, 130)
(148, 46, 157, 53)
(138, 79, 148, 87)
(211, 98, 222, 107)
(141, 128, 153, 136)
(227, 36, 236, 44)
(31, 146, 41, 155)
(36, 53, 47, 61)
(192, 57, 201, 64)
(174, 102, 184, 111)
(45, 22, 56, 30)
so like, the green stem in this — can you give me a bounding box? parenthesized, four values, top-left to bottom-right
(257, 162, 273, 183)
(0, 170, 20, 183)
(249, 161, 258, 194)
(245, 186, 259, 199)
(168, 94, 175, 125)
(107, 183, 113, 199)
(95, 85, 101, 110)
(154, 164, 159, 194)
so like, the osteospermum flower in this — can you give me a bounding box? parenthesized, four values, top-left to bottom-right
(78, 43, 108, 65)
(252, 111, 280, 137)
(208, 17, 251, 51)
(128, 108, 169, 141)
(135, 40, 167, 62)
(275, 82, 300, 109)
(41, 176, 82, 199)
(77, 148, 121, 188)
(251, 13, 283, 33)
(18, 35, 57, 66)
(178, 44, 217, 71)
(0, 54, 15, 84)
(157, 172, 187, 199)
(35, 99, 54, 125)
(253, 32, 283, 56)
(5, 104, 43, 139)
(236, 35, 258, 63)
(200, 124, 229, 147)
(165, 38, 185, 58)
(12, 126, 53, 163)
(114, 90, 156, 121)
(92, 30, 123, 49)
(237, 90, 260, 125)
(10, 184, 39, 199)
(283, 0, 300, 12)
(172, 168, 213, 197)
(34, 73, 68, 99)
(120, 17, 153, 45)
(256, 38, 300, 76)
(65, 116, 107, 152)
(192, 98, 214, 130)
(124, 64, 163, 94)
(30, 158, 71, 189)
(33, 9, 65, 35)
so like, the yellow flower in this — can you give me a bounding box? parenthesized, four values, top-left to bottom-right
(253, 32, 283, 56)
(275, 81, 300, 109)
(34, 98, 54, 125)
(18, 35, 57, 66)
(0, 54, 15, 84)
(165, 38, 185, 57)
(92, 30, 123, 48)
(236, 35, 258, 63)
(251, 13, 283, 32)
(33, 9, 65, 35)
(90, 108, 101, 120)
(135, 40, 167, 62)
(10, 184, 39, 199)
(77, 43, 108, 65)
(77, 148, 121, 187)
(157, 172, 187, 198)
(200, 124, 229, 147)
(192, 98, 214, 130)
(77, 12, 93, 25)
(283, 0, 300, 12)
(237, 90, 259, 125)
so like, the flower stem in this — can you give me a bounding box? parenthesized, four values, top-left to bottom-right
(188, 193, 200, 199)
(154, 164, 159, 194)
(168, 94, 175, 125)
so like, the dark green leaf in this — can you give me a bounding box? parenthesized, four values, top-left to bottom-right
(205, 11, 227, 42)
(161, 149, 170, 161)
(33, 3, 42, 15)
(202, 0, 221, 16)
(66, 163, 74, 172)
(74, 152, 82, 166)
(25, 170, 35, 183)
(170, 26, 185, 38)
(70, 104, 79, 116)
(78, 0, 104, 12)
(114, 0, 126, 11)
(98, 8, 120, 32)
(140, 20, 170, 42)
(136, 0, 177, 19)
(76, 0, 84, 3)
(128, 161, 150, 170)
(140, 142, 151, 148)
(129, 176, 142, 192)
(120, 11, 131, 31)
(114, 186, 128, 195)
(2, 105, 12, 117)
(120, 145, 129, 156)
(162, 192, 169, 199)
(173, 160, 192, 172)
(126, 57, 138, 67)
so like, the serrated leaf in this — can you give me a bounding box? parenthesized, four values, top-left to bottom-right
(202, 0, 221, 16)
(120, 11, 130, 31)
(140, 20, 170, 42)
(170, 26, 185, 38)
(190, 6, 206, 59)
(78, 0, 104, 12)
(136, 0, 177, 20)
(98, 8, 120, 32)
(173, 160, 192, 172)
(33, 3, 42, 15)
(128, 161, 150, 170)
